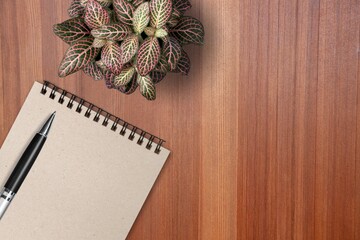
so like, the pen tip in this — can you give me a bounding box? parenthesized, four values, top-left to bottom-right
(39, 113, 56, 137)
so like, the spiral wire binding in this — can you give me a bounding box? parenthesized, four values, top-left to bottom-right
(40, 81, 165, 154)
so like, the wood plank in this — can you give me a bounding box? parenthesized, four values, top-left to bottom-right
(293, 0, 319, 239)
(276, 0, 297, 238)
(0, 7, 4, 144)
(316, 1, 359, 239)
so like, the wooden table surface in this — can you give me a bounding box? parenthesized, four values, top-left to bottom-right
(1, 0, 359, 239)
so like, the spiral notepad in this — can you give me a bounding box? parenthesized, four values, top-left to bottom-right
(0, 81, 170, 240)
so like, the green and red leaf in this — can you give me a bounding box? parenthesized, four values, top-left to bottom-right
(167, 7, 181, 27)
(109, 9, 118, 22)
(149, 71, 167, 84)
(58, 37, 100, 77)
(96, 59, 107, 70)
(150, 0, 172, 29)
(84, 0, 110, 29)
(53, 17, 90, 44)
(91, 23, 132, 40)
(80, 0, 89, 6)
(68, 0, 85, 18)
(104, 70, 116, 88)
(172, 0, 192, 14)
(154, 53, 170, 72)
(155, 28, 168, 38)
(170, 16, 204, 45)
(113, 0, 135, 25)
(117, 74, 139, 94)
(137, 37, 161, 76)
(167, 17, 179, 28)
(172, 6, 183, 18)
(114, 66, 136, 86)
(133, 2, 150, 34)
(174, 49, 190, 75)
(132, 0, 145, 7)
(144, 27, 156, 36)
(92, 38, 107, 48)
(137, 74, 156, 100)
(83, 61, 104, 80)
(163, 37, 182, 69)
(101, 41, 123, 75)
(119, 34, 139, 64)
(97, 0, 112, 7)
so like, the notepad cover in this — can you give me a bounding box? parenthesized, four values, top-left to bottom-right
(0, 82, 170, 240)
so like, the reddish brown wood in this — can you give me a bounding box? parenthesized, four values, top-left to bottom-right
(0, 0, 359, 239)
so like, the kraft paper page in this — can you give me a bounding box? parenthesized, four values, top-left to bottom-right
(0, 82, 170, 240)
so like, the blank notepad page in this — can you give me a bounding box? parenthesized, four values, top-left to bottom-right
(0, 81, 170, 240)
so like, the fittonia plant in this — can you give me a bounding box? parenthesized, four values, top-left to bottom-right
(53, 0, 204, 100)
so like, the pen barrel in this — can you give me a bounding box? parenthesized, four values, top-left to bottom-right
(4, 134, 46, 193)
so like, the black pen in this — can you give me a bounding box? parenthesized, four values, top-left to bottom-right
(0, 112, 56, 220)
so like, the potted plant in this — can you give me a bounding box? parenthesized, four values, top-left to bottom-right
(54, 0, 205, 100)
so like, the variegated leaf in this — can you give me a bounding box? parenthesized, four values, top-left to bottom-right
(163, 37, 182, 70)
(132, 0, 145, 7)
(104, 70, 116, 88)
(53, 17, 90, 44)
(58, 37, 100, 77)
(91, 23, 132, 40)
(155, 28, 168, 38)
(161, 35, 169, 44)
(68, 0, 85, 17)
(161, 25, 170, 33)
(174, 49, 190, 75)
(114, 66, 135, 86)
(108, 9, 118, 22)
(137, 74, 156, 100)
(96, 59, 107, 70)
(83, 61, 104, 80)
(133, 2, 150, 33)
(97, 0, 113, 7)
(137, 37, 161, 76)
(84, 0, 110, 29)
(172, 7, 182, 18)
(170, 16, 204, 45)
(144, 27, 156, 36)
(119, 34, 139, 64)
(154, 53, 170, 72)
(149, 71, 167, 84)
(117, 74, 139, 94)
(167, 7, 181, 27)
(167, 17, 179, 28)
(113, 0, 135, 25)
(80, 0, 88, 6)
(173, 0, 191, 14)
(92, 38, 107, 48)
(150, 0, 172, 29)
(101, 41, 123, 75)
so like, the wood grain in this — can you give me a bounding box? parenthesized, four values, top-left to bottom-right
(0, 0, 359, 239)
